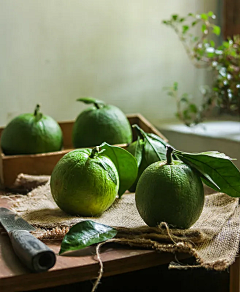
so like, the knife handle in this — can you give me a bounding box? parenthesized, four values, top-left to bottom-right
(9, 230, 56, 273)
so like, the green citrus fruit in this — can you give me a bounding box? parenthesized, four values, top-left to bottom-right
(50, 147, 119, 216)
(72, 97, 132, 148)
(135, 147, 204, 229)
(1, 104, 63, 155)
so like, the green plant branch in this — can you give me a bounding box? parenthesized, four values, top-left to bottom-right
(163, 11, 240, 126)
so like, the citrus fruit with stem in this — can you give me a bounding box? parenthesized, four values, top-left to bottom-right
(135, 146, 204, 229)
(50, 147, 119, 216)
(1, 104, 63, 155)
(72, 97, 132, 148)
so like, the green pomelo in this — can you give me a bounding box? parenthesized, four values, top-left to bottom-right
(1, 105, 63, 155)
(50, 148, 119, 216)
(72, 98, 132, 148)
(135, 160, 204, 229)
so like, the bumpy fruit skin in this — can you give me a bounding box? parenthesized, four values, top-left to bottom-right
(72, 104, 132, 148)
(135, 160, 204, 229)
(50, 149, 119, 216)
(1, 113, 63, 155)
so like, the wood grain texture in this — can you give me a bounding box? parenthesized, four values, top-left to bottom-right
(230, 255, 240, 292)
(223, 0, 240, 39)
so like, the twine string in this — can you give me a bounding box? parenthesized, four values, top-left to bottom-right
(91, 239, 116, 292)
(158, 222, 178, 245)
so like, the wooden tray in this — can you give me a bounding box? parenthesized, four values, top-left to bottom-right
(0, 113, 167, 189)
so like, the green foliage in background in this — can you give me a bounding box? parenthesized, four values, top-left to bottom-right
(163, 12, 240, 126)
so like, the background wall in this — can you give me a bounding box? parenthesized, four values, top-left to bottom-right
(0, 0, 219, 127)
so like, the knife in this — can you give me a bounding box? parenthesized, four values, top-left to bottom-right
(0, 207, 56, 273)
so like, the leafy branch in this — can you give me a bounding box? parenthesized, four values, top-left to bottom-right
(163, 12, 240, 126)
(163, 12, 221, 68)
(164, 82, 216, 126)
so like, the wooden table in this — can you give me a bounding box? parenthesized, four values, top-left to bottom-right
(0, 193, 239, 292)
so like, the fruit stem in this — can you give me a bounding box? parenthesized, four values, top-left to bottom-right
(94, 102, 101, 109)
(132, 124, 144, 140)
(166, 145, 174, 164)
(34, 104, 40, 116)
(34, 104, 43, 121)
(90, 146, 100, 158)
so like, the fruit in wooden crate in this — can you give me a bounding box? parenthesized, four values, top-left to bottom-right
(1, 104, 63, 155)
(72, 97, 132, 148)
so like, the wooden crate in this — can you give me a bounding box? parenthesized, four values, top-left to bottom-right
(0, 113, 167, 189)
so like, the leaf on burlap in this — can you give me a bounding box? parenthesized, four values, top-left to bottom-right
(59, 220, 117, 255)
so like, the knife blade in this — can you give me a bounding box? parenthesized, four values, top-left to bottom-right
(0, 207, 56, 273)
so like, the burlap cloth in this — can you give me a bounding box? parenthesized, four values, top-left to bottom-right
(4, 174, 240, 271)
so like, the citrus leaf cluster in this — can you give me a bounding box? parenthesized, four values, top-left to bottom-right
(126, 124, 176, 192)
(132, 124, 168, 163)
(173, 149, 240, 197)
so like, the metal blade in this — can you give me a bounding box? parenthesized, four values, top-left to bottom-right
(0, 207, 35, 233)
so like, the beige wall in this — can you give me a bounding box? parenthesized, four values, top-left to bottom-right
(0, 0, 219, 127)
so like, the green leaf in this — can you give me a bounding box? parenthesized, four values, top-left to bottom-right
(77, 97, 105, 106)
(182, 25, 189, 34)
(147, 133, 168, 147)
(191, 20, 198, 27)
(200, 13, 208, 20)
(132, 124, 163, 162)
(193, 36, 199, 42)
(180, 96, 189, 103)
(207, 52, 215, 58)
(201, 24, 207, 33)
(95, 156, 118, 185)
(223, 41, 230, 48)
(210, 40, 215, 47)
(172, 14, 178, 21)
(189, 103, 198, 113)
(208, 11, 214, 17)
(132, 125, 176, 165)
(200, 176, 221, 192)
(173, 150, 240, 197)
(59, 220, 117, 255)
(173, 82, 178, 91)
(212, 25, 221, 36)
(100, 142, 138, 197)
(144, 134, 168, 164)
(134, 137, 144, 167)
